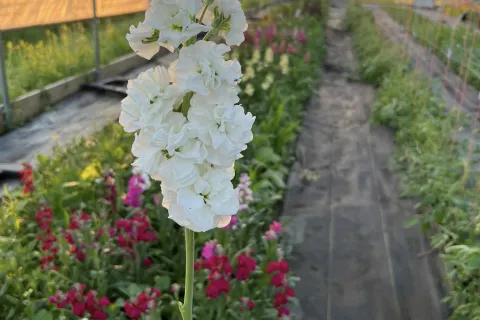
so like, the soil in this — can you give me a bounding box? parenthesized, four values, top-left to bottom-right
(282, 5, 450, 320)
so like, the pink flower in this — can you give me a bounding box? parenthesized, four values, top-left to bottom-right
(202, 240, 217, 259)
(271, 43, 279, 54)
(265, 229, 278, 241)
(265, 24, 277, 43)
(270, 221, 283, 233)
(279, 40, 286, 53)
(297, 30, 307, 44)
(287, 44, 297, 54)
(223, 215, 237, 229)
(124, 173, 148, 208)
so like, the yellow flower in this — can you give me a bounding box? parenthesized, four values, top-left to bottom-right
(245, 83, 255, 96)
(80, 161, 101, 181)
(279, 54, 289, 75)
(264, 48, 274, 64)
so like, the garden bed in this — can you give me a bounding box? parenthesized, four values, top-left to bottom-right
(346, 2, 480, 319)
(382, 6, 480, 90)
(0, 2, 327, 319)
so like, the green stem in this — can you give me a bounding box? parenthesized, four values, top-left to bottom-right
(180, 228, 195, 320)
(199, 3, 210, 24)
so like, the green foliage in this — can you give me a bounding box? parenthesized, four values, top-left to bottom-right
(2, 14, 142, 104)
(0, 11, 326, 320)
(346, 3, 480, 319)
(384, 6, 480, 91)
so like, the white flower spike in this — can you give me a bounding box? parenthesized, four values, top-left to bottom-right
(120, 0, 253, 233)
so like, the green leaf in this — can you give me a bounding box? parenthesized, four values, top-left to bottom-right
(404, 215, 420, 228)
(467, 255, 480, 270)
(154, 276, 171, 291)
(255, 147, 281, 164)
(33, 310, 53, 320)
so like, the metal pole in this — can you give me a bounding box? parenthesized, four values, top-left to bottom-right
(92, 0, 102, 80)
(0, 31, 12, 129)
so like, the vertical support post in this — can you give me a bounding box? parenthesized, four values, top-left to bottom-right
(0, 31, 12, 129)
(92, 0, 102, 80)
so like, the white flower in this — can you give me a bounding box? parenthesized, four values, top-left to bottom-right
(279, 54, 289, 75)
(250, 49, 261, 65)
(261, 73, 274, 90)
(162, 167, 239, 232)
(244, 83, 254, 96)
(170, 40, 242, 95)
(131, 113, 206, 188)
(243, 65, 255, 81)
(145, 0, 211, 49)
(188, 93, 255, 166)
(264, 47, 274, 64)
(207, 0, 248, 46)
(127, 22, 174, 59)
(119, 66, 180, 132)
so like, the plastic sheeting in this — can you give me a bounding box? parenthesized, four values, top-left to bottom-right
(0, 0, 149, 31)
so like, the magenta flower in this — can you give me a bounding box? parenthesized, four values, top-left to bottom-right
(124, 168, 151, 208)
(297, 30, 307, 44)
(202, 240, 218, 259)
(223, 215, 237, 229)
(270, 221, 283, 233)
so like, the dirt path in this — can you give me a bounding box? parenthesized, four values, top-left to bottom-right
(282, 6, 449, 320)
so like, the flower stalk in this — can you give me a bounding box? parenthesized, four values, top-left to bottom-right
(180, 228, 195, 320)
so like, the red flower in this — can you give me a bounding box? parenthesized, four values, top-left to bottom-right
(266, 260, 289, 274)
(284, 285, 295, 297)
(143, 257, 152, 268)
(72, 301, 86, 316)
(277, 306, 290, 318)
(274, 292, 288, 308)
(236, 267, 251, 281)
(240, 297, 256, 311)
(124, 301, 143, 319)
(270, 273, 286, 287)
(124, 289, 161, 319)
(236, 254, 256, 281)
(91, 309, 109, 320)
(238, 254, 256, 271)
(98, 297, 111, 307)
(206, 278, 230, 298)
(20, 163, 34, 194)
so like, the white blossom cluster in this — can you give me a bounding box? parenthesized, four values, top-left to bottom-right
(120, 0, 254, 232)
